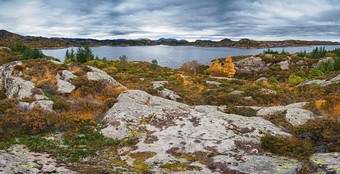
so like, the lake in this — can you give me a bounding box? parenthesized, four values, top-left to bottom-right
(42, 45, 340, 69)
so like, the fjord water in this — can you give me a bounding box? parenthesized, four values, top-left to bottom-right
(42, 45, 340, 68)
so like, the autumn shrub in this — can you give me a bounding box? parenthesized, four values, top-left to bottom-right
(260, 135, 314, 160)
(53, 97, 71, 112)
(0, 89, 6, 100)
(224, 105, 257, 117)
(262, 113, 293, 131)
(1, 108, 52, 136)
(292, 118, 340, 152)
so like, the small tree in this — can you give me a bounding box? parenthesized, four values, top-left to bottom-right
(180, 60, 200, 73)
(221, 57, 236, 78)
(308, 66, 324, 79)
(149, 59, 158, 70)
(65, 49, 70, 60)
(119, 55, 127, 62)
(206, 59, 222, 76)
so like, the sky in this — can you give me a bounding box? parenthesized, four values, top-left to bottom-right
(0, 0, 340, 41)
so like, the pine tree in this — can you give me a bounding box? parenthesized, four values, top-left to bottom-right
(65, 49, 70, 60)
(221, 57, 236, 78)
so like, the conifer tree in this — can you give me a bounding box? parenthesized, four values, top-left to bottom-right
(206, 59, 222, 76)
(221, 56, 236, 78)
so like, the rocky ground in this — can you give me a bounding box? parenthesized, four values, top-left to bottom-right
(0, 53, 339, 173)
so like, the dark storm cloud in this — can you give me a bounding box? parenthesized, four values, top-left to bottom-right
(0, 0, 339, 41)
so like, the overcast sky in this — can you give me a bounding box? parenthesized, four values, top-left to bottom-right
(0, 0, 339, 41)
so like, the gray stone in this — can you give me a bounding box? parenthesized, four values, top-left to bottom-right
(0, 144, 78, 174)
(212, 76, 238, 81)
(256, 77, 268, 82)
(101, 90, 297, 173)
(257, 106, 287, 116)
(152, 81, 181, 101)
(206, 81, 221, 86)
(310, 153, 340, 174)
(5, 77, 35, 99)
(234, 56, 269, 74)
(30, 100, 54, 112)
(316, 57, 334, 67)
(297, 73, 340, 87)
(278, 60, 290, 70)
(261, 88, 277, 94)
(86, 65, 125, 88)
(152, 81, 168, 88)
(296, 60, 304, 65)
(230, 90, 244, 94)
(285, 108, 315, 126)
(56, 70, 76, 82)
(18, 102, 30, 111)
(57, 79, 75, 94)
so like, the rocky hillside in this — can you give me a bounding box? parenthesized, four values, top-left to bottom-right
(0, 30, 339, 48)
(0, 46, 339, 173)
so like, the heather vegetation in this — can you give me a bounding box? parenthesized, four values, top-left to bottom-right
(0, 44, 339, 173)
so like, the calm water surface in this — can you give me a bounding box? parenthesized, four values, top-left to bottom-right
(42, 45, 340, 68)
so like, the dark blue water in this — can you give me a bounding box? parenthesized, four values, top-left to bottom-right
(42, 45, 340, 68)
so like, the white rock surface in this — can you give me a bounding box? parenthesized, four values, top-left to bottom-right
(310, 153, 340, 174)
(56, 70, 77, 82)
(0, 144, 78, 174)
(101, 90, 299, 173)
(87, 65, 125, 87)
(56, 79, 75, 94)
(257, 102, 314, 126)
(285, 108, 315, 126)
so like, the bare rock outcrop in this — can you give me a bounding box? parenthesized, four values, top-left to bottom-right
(101, 90, 301, 173)
(233, 56, 269, 74)
(86, 65, 125, 88)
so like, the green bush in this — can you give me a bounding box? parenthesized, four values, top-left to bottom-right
(225, 105, 257, 117)
(308, 66, 324, 79)
(319, 60, 334, 74)
(260, 135, 314, 160)
(288, 73, 306, 85)
(268, 76, 278, 84)
(333, 56, 340, 70)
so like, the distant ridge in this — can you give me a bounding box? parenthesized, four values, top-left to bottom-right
(0, 30, 339, 49)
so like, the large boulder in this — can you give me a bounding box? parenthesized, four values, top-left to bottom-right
(316, 57, 334, 67)
(18, 100, 54, 112)
(297, 73, 340, 87)
(233, 56, 269, 74)
(285, 108, 315, 126)
(101, 90, 301, 173)
(257, 102, 314, 126)
(310, 153, 340, 174)
(0, 61, 48, 100)
(56, 70, 76, 82)
(56, 79, 75, 94)
(278, 59, 290, 70)
(86, 66, 125, 88)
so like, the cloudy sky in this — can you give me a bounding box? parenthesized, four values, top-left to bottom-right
(0, 0, 339, 41)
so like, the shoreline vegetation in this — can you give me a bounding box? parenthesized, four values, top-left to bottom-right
(1, 30, 339, 49)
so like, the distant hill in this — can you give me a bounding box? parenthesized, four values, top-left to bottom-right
(0, 29, 339, 48)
